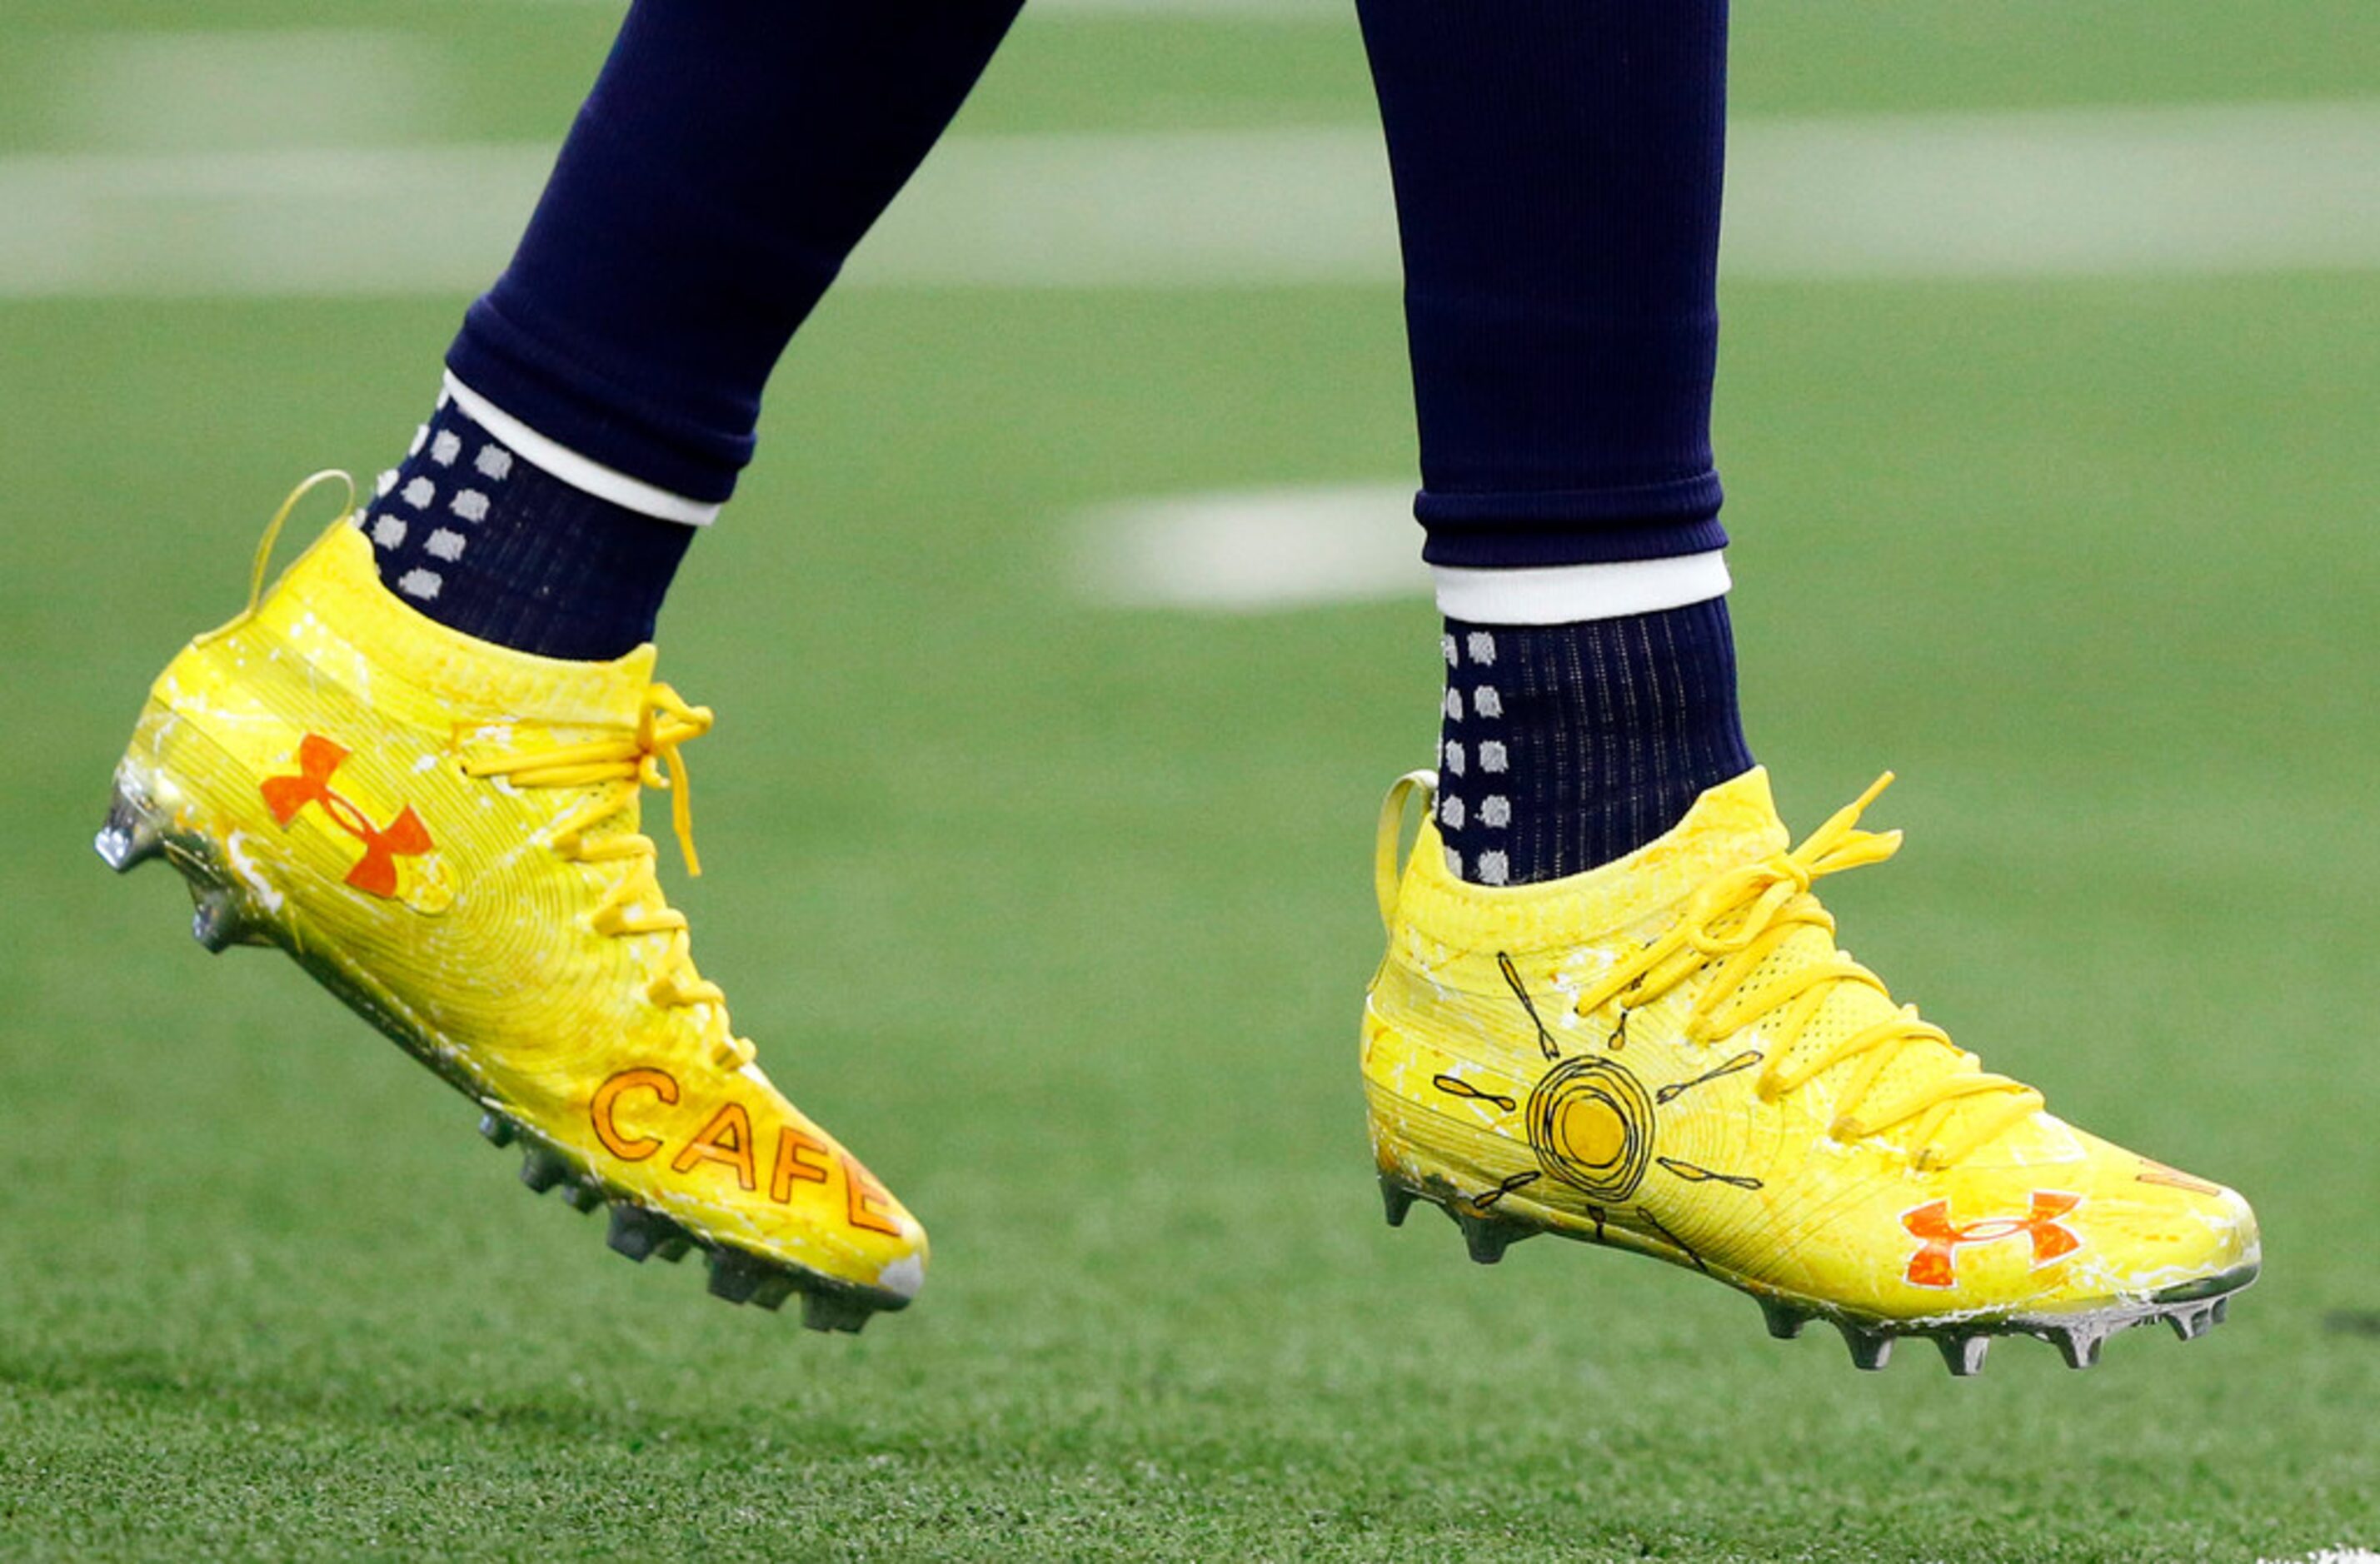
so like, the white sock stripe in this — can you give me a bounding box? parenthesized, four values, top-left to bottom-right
(1432, 551, 1731, 625)
(441, 373, 720, 527)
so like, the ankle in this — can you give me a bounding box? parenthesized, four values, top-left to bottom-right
(1435, 595, 1751, 884)
(362, 385, 698, 661)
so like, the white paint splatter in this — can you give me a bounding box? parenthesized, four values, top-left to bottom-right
(222, 831, 286, 914)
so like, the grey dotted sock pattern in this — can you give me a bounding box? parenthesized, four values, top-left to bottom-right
(361, 390, 518, 609)
(1435, 599, 1752, 885)
(360, 391, 695, 661)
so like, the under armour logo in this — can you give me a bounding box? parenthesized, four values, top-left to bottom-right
(1902, 1191, 2083, 1289)
(261, 735, 433, 899)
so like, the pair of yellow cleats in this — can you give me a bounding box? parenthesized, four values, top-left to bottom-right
(98, 480, 2258, 1363)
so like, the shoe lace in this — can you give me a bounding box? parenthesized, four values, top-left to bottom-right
(1569, 774, 2043, 1169)
(459, 684, 755, 1073)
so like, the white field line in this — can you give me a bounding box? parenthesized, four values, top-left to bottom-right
(2257, 1552, 2380, 1563)
(36, 30, 450, 152)
(1070, 481, 1420, 610)
(2, 102, 2377, 297)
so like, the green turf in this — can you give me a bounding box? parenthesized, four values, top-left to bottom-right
(5, 6, 2379, 1561)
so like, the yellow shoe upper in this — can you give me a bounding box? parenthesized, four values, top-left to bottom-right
(1362, 766, 2257, 1323)
(123, 516, 925, 1303)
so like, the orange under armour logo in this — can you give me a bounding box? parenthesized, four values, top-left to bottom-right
(1902, 1191, 2083, 1289)
(261, 735, 433, 899)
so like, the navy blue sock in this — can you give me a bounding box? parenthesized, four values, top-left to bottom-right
(447, 0, 1023, 506)
(1355, 0, 1730, 570)
(1436, 602, 1751, 884)
(1359, 0, 1746, 878)
(362, 395, 691, 661)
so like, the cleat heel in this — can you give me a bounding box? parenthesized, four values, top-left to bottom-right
(1380, 1177, 1416, 1228)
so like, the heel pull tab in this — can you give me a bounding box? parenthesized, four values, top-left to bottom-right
(1375, 770, 1439, 932)
(193, 470, 356, 647)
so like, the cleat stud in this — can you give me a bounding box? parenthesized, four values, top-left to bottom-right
(1380, 1178, 1416, 1228)
(606, 1206, 656, 1262)
(2048, 1324, 2105, 1370)
(189, 887, 253, 953)
(2210, 1296, 2230, 1326)
(519, 1147, 570, 1194)
(652, 1233, 693, 1264)
(706, 1248, 765, 1305)
(559, 1182, 603, 1213)
(1837, 1322, 1894, 1372)
(1936, 1334, 1991, 1377)
(1453, 1210, 1529, 1266)
(801, 1290, 874, 1335)
(606, 1205, 690, 1265)
(1758, 1298, 1809, 1341)
(749, 1273, 800, 1312)
(477, 1113, 517, 1148)
(94, 789, 165, 874)
(2168, 1305, 2213, 1342)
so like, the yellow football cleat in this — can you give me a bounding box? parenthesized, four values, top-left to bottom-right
(97, 476, 926, 1329)
(1363, 766, 2258, 1374)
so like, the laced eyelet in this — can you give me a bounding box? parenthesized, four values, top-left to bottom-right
(1534, 773, 2042, 1169)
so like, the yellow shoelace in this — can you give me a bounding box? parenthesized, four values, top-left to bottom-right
(460, 685, 755, 1072)
(1570, 775, 2042, 1169)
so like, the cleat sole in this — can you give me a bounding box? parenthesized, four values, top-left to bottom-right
(1376, 1155, 2257, 1377)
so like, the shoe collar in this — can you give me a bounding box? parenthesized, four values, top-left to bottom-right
(255, 521, 659, 725)
(1385, 767, 1790, 954)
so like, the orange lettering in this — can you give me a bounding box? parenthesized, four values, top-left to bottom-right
(671, 1102, 758, 1191)
(841, 1154, 902, 1236)
(770, 1125, 831, 1203)
(590, 1068, 679, 1161)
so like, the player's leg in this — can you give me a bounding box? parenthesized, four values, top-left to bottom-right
(96, 0, 1021, 1327)
(375, 0, 1021, 660)
(1353, 0, 2258, 1372)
